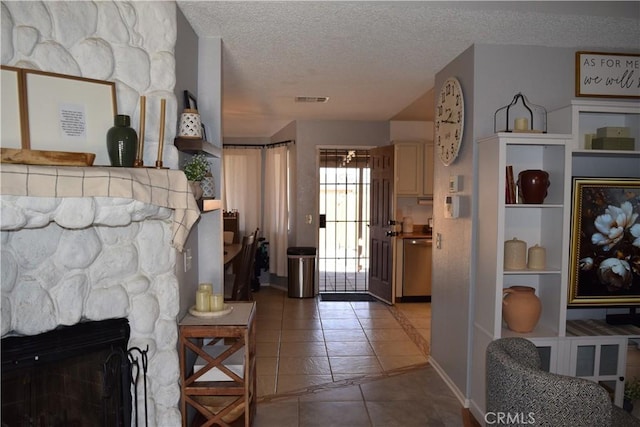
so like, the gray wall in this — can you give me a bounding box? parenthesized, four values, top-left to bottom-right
(430, 43, 618, 403)
(174, 7, 200, 320)
(430, 44, 476, 402)
(293, 120, 390, 247)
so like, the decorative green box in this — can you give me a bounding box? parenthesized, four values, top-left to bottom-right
(596, 126, 630, 138)
(591, 137, 635, 150)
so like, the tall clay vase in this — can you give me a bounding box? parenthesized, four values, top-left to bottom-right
(106, 114, 138, 167)
(502, 286, 542, 333)
(517, 169, 549, 204)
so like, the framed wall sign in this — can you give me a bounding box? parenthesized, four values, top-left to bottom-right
(568, 177, 640, 306)
(23, 69, 117, 165)
(575, 51, 640, 99)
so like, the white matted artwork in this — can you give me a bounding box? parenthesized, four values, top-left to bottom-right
(24, 70, 117, 165)
(1, 66, 23, 148)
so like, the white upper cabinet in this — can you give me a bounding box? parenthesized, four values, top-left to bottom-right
(394, 140, 434, 197)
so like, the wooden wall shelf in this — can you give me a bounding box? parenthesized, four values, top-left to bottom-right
(198, 198, 222, 212)
(174, 137, 221, 158)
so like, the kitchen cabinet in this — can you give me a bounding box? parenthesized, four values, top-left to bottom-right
(393, 140, 434, 197)
(395, 142, 421, 195)
(422, 142, 434, 197)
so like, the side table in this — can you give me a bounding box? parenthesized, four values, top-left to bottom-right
(179, 302, 257, 427)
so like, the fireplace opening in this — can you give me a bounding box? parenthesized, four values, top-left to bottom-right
(1, 318, 134, 427)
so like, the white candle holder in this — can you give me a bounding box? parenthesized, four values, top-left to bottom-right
(178, 109, 203, 139)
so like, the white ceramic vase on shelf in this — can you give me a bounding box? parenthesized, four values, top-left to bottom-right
(201, 175, 215, 198)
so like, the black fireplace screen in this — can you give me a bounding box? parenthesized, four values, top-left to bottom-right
(1, 318, 148, 427)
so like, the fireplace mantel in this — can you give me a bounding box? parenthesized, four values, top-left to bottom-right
(0, 164, 200, 251)
(1, 164, 196, 424)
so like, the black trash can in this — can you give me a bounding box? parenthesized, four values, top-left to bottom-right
(287, 247, 316, 298)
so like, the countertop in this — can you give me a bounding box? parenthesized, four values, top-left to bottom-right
(399, 231, 432, 239)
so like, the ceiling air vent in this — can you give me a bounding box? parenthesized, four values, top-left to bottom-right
(295, 96, 329, 103)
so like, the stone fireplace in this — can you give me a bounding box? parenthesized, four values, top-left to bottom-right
(1, 2, 198, 423)
(1, 165, 200, 426)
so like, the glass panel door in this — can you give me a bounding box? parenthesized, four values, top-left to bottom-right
(318, 149, 370, 293)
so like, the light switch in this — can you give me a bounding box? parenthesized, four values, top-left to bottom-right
(436, 233, 442, 249)
(306, 214, 313, 224)
(449, 175, 462, 193)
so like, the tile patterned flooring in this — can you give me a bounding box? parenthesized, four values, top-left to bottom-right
(250, 286, 462, 426)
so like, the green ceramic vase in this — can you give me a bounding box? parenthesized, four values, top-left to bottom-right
(106, 114, 137, 167)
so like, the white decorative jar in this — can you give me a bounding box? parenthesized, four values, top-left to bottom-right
(504, 238, 527, 270)
(201, 176, 215, 198)
(527, 244, 546, 270)
(178, 109, 202, 138)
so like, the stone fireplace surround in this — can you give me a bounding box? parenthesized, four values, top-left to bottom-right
(1, 166, 201, 426)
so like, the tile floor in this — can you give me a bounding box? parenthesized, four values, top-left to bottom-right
(249, 286, 463, 426)
(319, 270, 369, 293)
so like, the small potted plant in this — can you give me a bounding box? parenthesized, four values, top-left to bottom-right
(624, 377, 640, 413)
(182, 153, 210, 199)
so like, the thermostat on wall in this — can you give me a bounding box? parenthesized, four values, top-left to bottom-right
(444, 195, 460, 218)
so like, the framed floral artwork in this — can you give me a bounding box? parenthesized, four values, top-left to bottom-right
(568, 177, 640, 306)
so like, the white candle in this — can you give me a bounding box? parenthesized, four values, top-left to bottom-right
(198, 283, 213, 294)
(195, 289, 210, 312)
(210, 293, 225, 312)
(514, 117, 529, 131)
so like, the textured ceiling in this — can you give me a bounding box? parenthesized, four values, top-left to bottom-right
(177, 1, 640, 138)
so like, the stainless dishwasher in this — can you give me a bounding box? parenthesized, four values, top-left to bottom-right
(402, 238, 432, 297)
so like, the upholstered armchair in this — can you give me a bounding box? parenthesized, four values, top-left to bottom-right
(486, 337, 640, 426)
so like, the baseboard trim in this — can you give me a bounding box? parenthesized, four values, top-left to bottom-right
(429, 356, 469, 408)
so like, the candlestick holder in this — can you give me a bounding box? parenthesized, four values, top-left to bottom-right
(494, 92, 547, 134)
(135, 95, 146, 167)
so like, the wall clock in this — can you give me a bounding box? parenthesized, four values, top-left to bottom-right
(435, 77, 464, 166)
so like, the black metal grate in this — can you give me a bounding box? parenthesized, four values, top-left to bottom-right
(1, 319, 149, 427)
(319, 149, 371, 293)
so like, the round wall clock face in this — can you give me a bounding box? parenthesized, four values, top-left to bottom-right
(435, 77, 464, 166)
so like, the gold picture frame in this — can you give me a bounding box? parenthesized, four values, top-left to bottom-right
(568, 177, 640, 306)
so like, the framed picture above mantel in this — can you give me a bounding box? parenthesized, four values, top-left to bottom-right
(575, 51, 640, 99)
(0, 66, 116, 166)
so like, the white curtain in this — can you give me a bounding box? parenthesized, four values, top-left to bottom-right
(264, 145, 289, 276)
(222, 148, 262, 238)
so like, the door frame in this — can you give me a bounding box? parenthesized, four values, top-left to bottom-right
(315, 145, 376, 293)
